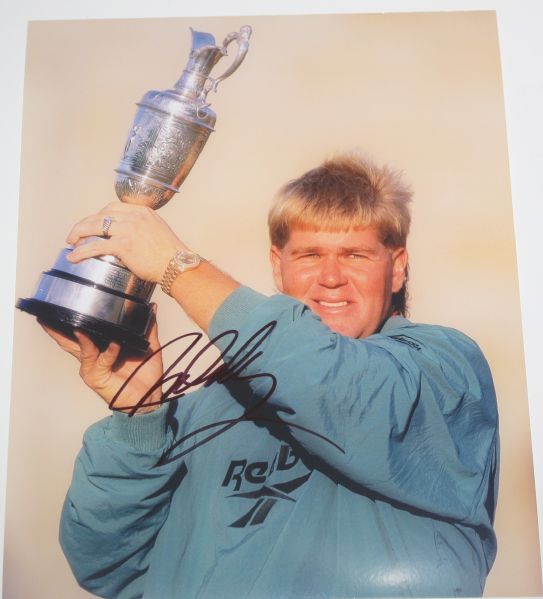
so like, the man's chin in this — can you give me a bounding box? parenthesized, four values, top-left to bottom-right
(308, 304, 368, 338)
(319, 316, 362, 339)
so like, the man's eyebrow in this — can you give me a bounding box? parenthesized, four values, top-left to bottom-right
(289, 245, 378, 255)
(290, 246, 322, 255)
(341, 245, 377, 254)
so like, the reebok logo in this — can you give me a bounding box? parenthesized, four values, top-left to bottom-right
(221, 444, 311, 528)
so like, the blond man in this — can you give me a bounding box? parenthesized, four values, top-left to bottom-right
(47, 153, 498, 598)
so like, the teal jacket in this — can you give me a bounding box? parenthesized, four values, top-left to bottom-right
(60, 287, 499, 598)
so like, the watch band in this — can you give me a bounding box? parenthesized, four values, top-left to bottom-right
(160, 250, 201, 296)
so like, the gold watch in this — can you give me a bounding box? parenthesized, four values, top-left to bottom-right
(160, 250, 201, 295)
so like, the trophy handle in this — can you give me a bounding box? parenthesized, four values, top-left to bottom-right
(196, 25, 252, 111)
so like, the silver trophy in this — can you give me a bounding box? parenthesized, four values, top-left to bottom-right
(17, 25, 252, 353)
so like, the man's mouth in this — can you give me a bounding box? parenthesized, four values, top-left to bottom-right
(316, 300, 349, 308)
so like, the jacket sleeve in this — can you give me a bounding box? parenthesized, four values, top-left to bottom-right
(59, 404, 185, 599)
(208, 287, 499, 528)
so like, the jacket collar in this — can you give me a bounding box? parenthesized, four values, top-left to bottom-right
(378, 315, 411, 334)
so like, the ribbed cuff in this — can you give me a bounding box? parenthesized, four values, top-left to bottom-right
(108, 404, 169, 452)
(209, 286, 267, 350)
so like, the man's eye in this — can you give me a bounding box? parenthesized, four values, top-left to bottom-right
(347, 253, 367, 260)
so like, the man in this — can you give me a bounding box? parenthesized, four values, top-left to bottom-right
(45, 153, 499, 598)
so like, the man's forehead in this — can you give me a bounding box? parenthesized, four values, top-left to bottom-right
(283, 225, 384, 247)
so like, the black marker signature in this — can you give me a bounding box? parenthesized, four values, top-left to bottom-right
(109, 321, 344, 464)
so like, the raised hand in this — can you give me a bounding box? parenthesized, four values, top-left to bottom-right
(66, 202, 186, 284)
(40, 304, 164, 414)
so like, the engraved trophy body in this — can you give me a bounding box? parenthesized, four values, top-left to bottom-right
(17, 26, 251, 352)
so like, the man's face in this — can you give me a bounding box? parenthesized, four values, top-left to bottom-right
(270, 226, 408, 338)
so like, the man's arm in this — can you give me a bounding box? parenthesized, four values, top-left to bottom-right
(43, 201, 240, 597)
(60, 405, 184, 599)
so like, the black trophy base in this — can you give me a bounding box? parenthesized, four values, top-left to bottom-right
(17, 298, 150, 354)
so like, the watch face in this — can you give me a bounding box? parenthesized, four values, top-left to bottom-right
(175, 251, 200, 270)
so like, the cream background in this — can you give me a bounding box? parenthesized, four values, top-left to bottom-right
(3, 10, 542, 599)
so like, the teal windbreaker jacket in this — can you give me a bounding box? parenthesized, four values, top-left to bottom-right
(60, 287, 499, 598)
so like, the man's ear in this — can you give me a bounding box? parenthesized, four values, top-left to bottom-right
(269, 246, 284, 293)
(391, 247, 408, 293)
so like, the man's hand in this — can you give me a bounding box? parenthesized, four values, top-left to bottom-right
(64, 200, 240, 333)
(40, 305, 164, 413)
(66, 202, 184, 284)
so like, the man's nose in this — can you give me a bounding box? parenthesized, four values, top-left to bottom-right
(317, 256, 348, 287)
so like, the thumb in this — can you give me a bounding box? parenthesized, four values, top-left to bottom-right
(74, 329, 100, 370)
(74, 330, 121, 382)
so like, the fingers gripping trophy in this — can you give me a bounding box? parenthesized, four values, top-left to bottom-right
(17, 26, 252, 353)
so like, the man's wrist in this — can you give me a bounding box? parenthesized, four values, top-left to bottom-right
(160, 248, 202, 295)
(109, 403, 169, 451)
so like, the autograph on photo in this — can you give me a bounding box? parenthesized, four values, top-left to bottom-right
(109, 321, 344, 465)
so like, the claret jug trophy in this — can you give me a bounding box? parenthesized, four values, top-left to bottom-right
(17, 25, 252, 353)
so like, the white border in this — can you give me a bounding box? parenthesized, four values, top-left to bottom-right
(2, 0, 542, 593)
